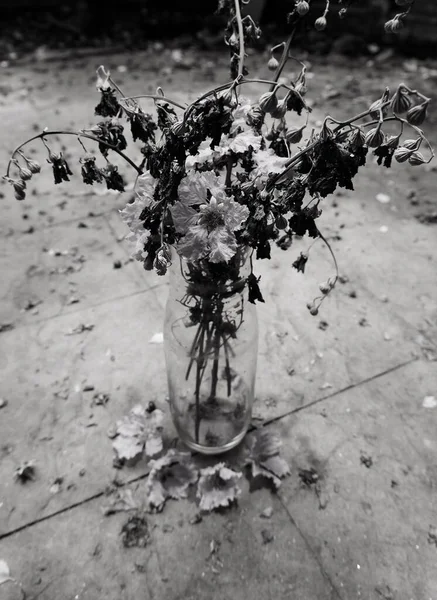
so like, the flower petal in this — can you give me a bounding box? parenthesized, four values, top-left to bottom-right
(169, 203, 198, 234)
(208, 227, 237, 263)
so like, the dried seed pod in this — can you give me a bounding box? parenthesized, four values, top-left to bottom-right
(314, 16, 327, 31)
(170, 120, 186, 136)
(267, 56, 279, 71)
(348, 128, 366, 148)
(394, 147, 414, 163)
(306, 302, 319, 316)
(319, 282, 331, 294)
(385, 135, 401, 149)
(18, 166, 33, 181)
(14, 188, 26, 201)
(391, 88, 411, 114)
(406, 102, 428, 126)
(408, 151, 426, 166)
(26, 159, 41, 174)
(286, 126, 305, 144)
(270, 99, 287, 120)
(275, 215, 288, 230)
(296, 1, 310, 16)
(365, 127, 384, 148)
(13, 179, 26, 193)
(218, 87, 236, 107)
(259, 91, 278, 115)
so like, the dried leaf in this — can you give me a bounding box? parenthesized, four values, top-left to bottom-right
(103, 488, 139, 516)
(14, 461, 36, 483)
(112, 404, 164, 464)
(121, 514, 150, 548)
(246, 429, 290, 489)
(197, 463, 242, 512)
(0, 559, 12, 585)
(145, 450, 198, 512)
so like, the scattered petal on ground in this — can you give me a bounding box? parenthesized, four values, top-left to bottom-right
(197, 463, 242, 512)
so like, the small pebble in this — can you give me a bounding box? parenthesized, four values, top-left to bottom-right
(113, 260, 122, 269)
(261, 529, 274, 544)
(0, 398, 8, 409)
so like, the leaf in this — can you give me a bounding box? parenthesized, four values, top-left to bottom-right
(0, 559, 12, 585)
(112, 404, 164, 464)
(102, 488, 139, 516)
(197, 463, 242, 512)
(145, 450, 198, 512)
(245, 429, 291, 489)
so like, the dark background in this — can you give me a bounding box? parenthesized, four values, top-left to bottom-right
(0, 0, 435, 59)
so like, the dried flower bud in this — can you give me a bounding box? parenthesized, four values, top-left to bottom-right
(13, 179, 26, 193)
(246, 105, 265, 131)
(403, 138, 421, 151)
(286, 126, 305, 144)
(369, 99, 388, 120)
(365, 127, 384, 148)
(267, 56, 279, 71)
(391, 88, 411, 114)
(95, 88, 120, 118)
(306, 301, 319, 316)
(406, 102, 428, 126)
(319, 282, 331, 294)
(320, 121, 332, 142)
(18, 166, 33, 181)
(384, 17, 403, 33)
(348, 128, 366, 148)
(275, 215, 288, 230)
(314, 16, 327, 31)
(293, 252, 308, 273)
(259, 91, 278, 115)
(385, 134, 401, 149)
(102, 164, 125, 192)
(14, 189, 26, 201)
(170, 120, 186, 136)
(153, 245, 172, 276)
(335, 129, 350, 144)
(294, 82, 307, 97)
(27, 159, 41, 174)
(96, 65, 110, 90)
(270, 99, 287, 120)
(394, 147, 413, 163)
(296, 0, 309, 16)
(408, 151, 426, 166)
(218, 87, 236, 107)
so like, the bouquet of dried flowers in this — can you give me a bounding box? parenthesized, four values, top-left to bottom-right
(3, 0, 433, 451)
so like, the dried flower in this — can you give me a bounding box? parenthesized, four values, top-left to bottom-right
(80, 155, 103, 185)
(47, 151, 73, 184)
(292, 252, 308, 273)
(153, 244, 172, 276)
(306, 301, 319, 316)
(270, 99, 287, 120)
(348, 127, 366, 149)
(406, 102, 429, 126)
(247, 272, 265, 304)
(17, 166, 33, 181)
(408, 151, 426, 166)
(314, 16, 327, 31)
(296, 0, 309, 16)
(384, 17, 403, 33)
(365, 127, 384, 148)
(102, 164, 125, 191)
(95, 88, 121, 118)
(130, 111, 157, 144)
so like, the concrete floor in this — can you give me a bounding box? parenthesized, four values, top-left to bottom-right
(0, 48, 437, 600)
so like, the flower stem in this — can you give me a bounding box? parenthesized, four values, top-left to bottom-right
(5, 130, 143, 178)
(234, 0, 246, 78)
(269, 28, 297, 91)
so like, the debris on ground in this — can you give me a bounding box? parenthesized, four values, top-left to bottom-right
(49, 476, 64, 494)
(92, 392, 110, 406)
(428, 525, 437, 547)
(66, 323, 95, 335)
(298, 467, 319, 486)
(14, 460, 36, 483)
(261, 529, 274, 544)
(376, 193, 391, 204)
(360, 453, 373, 468)
(0, 322, 15, 333)
(0, 398, 8, 409)
(0, 559, 12, 585)
(102, 487, 139, 516)
(121, 514, 150, 548)
(260, 506, 274, 519)
(422, 395, 437, 408)
(189, 513, 203, 525)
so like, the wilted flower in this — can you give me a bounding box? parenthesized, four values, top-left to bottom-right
(95, 88, 121, 118)
(129, 111, 157, 143)
(384, 16, 403, 33)
(406, 102, 428, 126)
(102, 163, 125, 191)
(292, 252, 308, 273)
(47, 150, 73, 184)
(153, 244, 172, 276)
(247, 272, 265, 304)
(80, 155, 103, 185)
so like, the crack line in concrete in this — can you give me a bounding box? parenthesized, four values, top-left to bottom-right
(0, 471, 150, 541)
(258, 356, 418, 428)
(0, 356, 417, 541)
(277, 494, 345, 600)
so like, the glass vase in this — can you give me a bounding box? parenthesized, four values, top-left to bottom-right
(163, 247, 258, 455)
